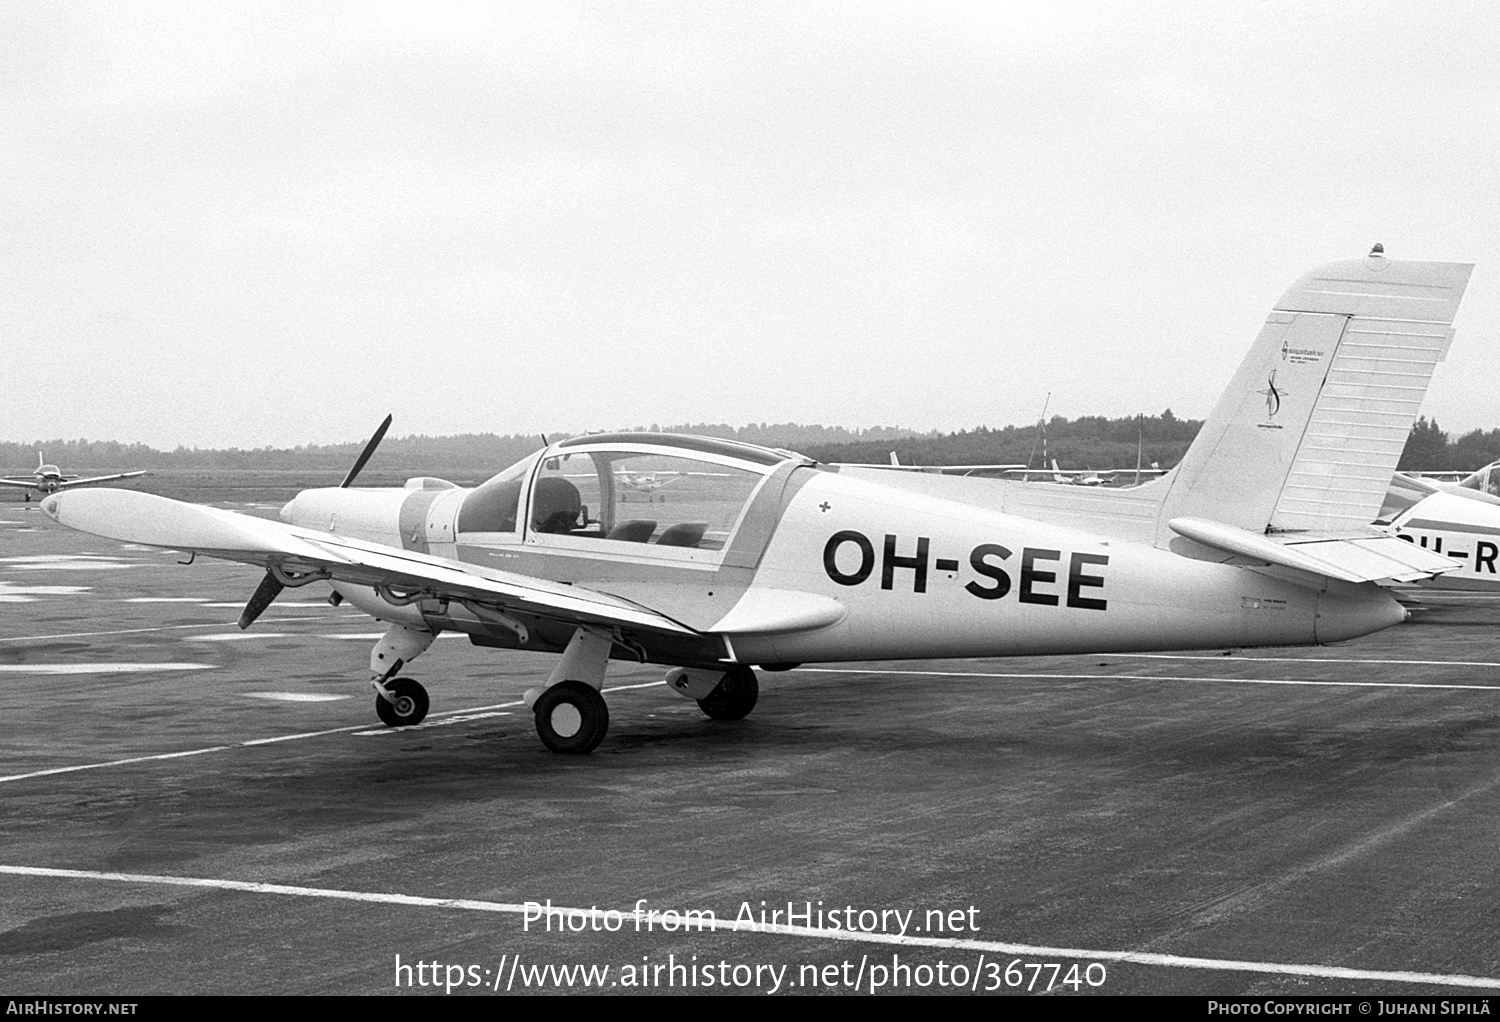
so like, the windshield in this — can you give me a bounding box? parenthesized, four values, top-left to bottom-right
(456, 453, 540, 534)
(1458, 463, 1500, 498)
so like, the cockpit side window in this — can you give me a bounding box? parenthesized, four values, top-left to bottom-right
(599, 454, 763, 550)
(522, 444, 777, 558)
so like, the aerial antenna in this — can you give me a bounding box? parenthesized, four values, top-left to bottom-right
(1027, 393, 1051, 470)
(1135, 413, 1144, 487)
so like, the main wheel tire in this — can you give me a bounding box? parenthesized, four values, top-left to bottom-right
(534, 680, 609, 754)
(697, 665, 759, 721)
(375, 677, 430, 727)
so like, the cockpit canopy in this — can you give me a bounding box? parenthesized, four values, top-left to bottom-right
(455, 433, 808, 555)
(1458, 461, 1500, 498)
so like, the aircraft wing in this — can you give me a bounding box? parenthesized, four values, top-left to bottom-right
(1168, 517, 1459, 584)
(0, 478, 39, 489)
(56, 471, 149, 488)
(41, 489, 698, 636)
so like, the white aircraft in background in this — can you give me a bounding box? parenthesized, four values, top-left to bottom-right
(43, 251, 1472, 756)
(615, 469, 682, 500)
(0, 453, 147, 502)
(1380, 460, 1500, 591)
(852, 453, 1026, 478)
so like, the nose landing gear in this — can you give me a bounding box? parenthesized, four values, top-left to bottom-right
(374, 676, 430, 727)
(369, 623, 436, 728)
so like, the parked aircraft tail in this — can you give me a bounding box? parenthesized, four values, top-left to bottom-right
(833, 249, 1472, 582)
(1152, 249, 1473, 544)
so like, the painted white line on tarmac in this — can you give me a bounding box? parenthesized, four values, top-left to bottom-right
(0, 663, 218, 675)
(0, 746, 235, 783)
(202, 602, 330, 608)
(354, 711, 513, 735)
(0, 866, 1495, 990)
(0, 615, 341, 643)
(0, 679, 666, 783)
(313, 633, 468, 640)
(1104, 653, 1500, 668)
(794, 668, 1500, 692)
(242, 692, 351, 702)
(120, 597, 211, 603)
(0, 583, 92, 596)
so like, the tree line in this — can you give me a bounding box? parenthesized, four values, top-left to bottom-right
(3, 414, 1493, 476)
(0, 423, 920, 475)
(1394, 417, 1500, 473)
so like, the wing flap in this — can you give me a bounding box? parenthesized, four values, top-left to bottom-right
(42, 488, 696, 636)
(1169, 517, 1458, 584)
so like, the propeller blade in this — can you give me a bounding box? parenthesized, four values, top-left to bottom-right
(340, 414, 393, 488)
(240, 415, 387, 627)
(238, 570, 285, 630)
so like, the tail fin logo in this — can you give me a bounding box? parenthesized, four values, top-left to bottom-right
(1258, 370, 1286, 418)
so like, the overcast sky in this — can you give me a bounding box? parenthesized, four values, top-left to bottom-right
(4, 1, 1498, 450)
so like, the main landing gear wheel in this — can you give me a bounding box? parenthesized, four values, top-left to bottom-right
(375, 677, 430, 727)
(698, 666, 759, 721)
(534, 680, 609, 754)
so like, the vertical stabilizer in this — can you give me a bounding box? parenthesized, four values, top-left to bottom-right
(1154, 253, 1473, 545)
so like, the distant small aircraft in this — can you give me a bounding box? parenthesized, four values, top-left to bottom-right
(42, 251, 1473, 756)
(615, 469, 682, 501)
(846, 453, 1027, 478)
(0, 453, 147, 501)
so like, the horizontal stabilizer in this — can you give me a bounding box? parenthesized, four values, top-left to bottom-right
(1169, 517, 1458, 584)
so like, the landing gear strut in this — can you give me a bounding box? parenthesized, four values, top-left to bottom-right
(525, 625, 615, 754)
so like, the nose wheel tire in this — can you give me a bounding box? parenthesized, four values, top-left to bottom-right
(375, 677, 430, 727)
(697, 666, 759, 721)
(534, 680, 609, 754)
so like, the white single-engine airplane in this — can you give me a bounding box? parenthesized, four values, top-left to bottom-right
(42, 251, 1473, 754)
(0, 453, 147, 501)
(1379, 460, 1500, 591)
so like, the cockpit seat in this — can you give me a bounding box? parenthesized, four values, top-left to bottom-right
(532, 477, 582, 533)
(656, 521, 707, 548)
(606, 519, 657, 542)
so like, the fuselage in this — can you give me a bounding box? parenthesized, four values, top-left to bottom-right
(279, 434, 1406, 667)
